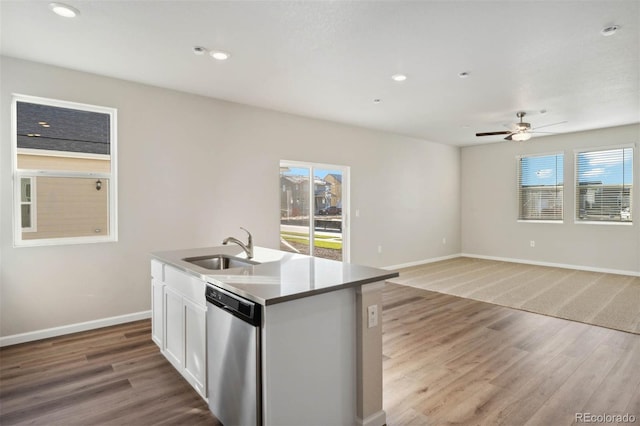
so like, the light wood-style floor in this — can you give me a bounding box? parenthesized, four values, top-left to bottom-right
(1, 283, 639, 425)
(382, 283, 640, 425)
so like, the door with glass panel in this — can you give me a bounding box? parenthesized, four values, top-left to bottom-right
(279, 161, 349, 261)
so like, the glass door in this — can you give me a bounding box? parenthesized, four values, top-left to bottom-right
(280, 161, 348, 261)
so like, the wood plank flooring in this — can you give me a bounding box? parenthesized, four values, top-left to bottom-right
(382, 283, 640, 425)
(1, 283, 639, 425)
(0, 320, 220, 426)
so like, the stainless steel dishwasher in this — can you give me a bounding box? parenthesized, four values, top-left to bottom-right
(205, 283, 262, 426)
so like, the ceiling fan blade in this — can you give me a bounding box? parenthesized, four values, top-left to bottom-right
(530, 131, 559, 134)
(476, 131, 512, 137)
(504, 134, 514, 141)
(532, 120, 568, 130)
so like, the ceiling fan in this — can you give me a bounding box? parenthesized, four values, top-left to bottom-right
(475, 112, 566, 141)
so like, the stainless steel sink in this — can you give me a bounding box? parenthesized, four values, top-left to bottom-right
(183, 254, 259, 270)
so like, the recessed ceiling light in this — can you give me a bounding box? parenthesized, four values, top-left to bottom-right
(391, 74, 407, 82)
(193, 46, 207, 56)
(601, 25, 619, 36)
(458, 71, 470, 79)
(210, 50, 231, 61)
(49, 2, 79, 18)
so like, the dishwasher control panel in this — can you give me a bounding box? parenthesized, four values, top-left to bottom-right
(206, 284, 261, 326)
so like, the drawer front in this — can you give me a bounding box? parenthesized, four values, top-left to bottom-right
(164, 265, 206, 307)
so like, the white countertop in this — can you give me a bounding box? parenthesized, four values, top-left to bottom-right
(151, 246, 399, 305)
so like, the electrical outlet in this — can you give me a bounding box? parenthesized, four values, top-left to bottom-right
(355, 209, 360, 217)
(442, 237, 447, 245)
(530, 240, 535, 248)
(367, 304, 378, 328)
(377, 245, 382, 254)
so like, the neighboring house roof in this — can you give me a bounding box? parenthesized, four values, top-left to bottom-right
(281, 175, 329, 186)
(325, 173, 342, 183)
(17, 102, 111, 155)
(281, 175, 307, 184)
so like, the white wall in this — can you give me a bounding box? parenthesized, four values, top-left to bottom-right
(0, 56, 461, 338)
(461, 124, 640, 274)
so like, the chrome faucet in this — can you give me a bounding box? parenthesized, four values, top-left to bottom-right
(222, 227, 254, 259)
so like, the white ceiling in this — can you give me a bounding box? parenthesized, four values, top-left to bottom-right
(1, 1, 638, 146)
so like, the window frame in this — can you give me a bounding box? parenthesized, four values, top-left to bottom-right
(20, 176, 37, 232)
(516, 151, 565, 223)
(280, 160, 350, 262)
(574, 144, 634, 226)
(11, 94, 118, 247)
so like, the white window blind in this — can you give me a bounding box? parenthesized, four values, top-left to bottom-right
(518, 153, 564, 221)
(576, 147, 633, 222)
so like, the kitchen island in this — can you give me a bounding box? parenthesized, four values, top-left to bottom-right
(151, 246, 398, 426)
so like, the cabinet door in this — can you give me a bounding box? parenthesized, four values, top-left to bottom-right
(163, 286, 184, 370)
(151, 278, 164, 347)
(183, 298, 207, 398)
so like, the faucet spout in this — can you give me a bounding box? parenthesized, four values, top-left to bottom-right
(222, 227, 254, 259)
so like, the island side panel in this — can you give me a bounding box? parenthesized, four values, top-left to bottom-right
(356, 281, 386, 426)
(262, 287, 356, 426)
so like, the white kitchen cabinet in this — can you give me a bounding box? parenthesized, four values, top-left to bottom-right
(151, 261, 207, 400)
(163, 285, 185, 371)
(150, 260, 165, 347)
(183, 297, 207, 397)
(151, 278, 164, 347)
(152, 247, 392, 426)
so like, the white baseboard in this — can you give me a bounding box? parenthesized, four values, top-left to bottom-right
(356, 410, 386, 426)
(382, 252, 639, 277)
(0, 310, 152, 347)
(382, 253, 461, 271)
(461, 253, 640, 277)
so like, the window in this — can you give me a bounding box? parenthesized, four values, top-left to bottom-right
(12, 95, 117, 246)
(20, 177, 36, 232)
(517, 153, 564, 221)
(280, 161, 349, 261)
(576, 147, 633, 223)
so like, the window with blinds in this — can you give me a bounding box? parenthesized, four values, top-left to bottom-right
(517, 153, 564, 221)
(576, 147, 633, 223)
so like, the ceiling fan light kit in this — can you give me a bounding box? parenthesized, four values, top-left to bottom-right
(475, 111, 566, 142)
(512, 132, 532, 141)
